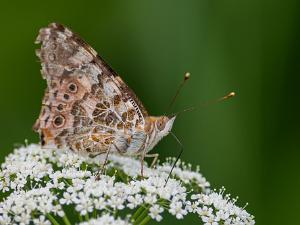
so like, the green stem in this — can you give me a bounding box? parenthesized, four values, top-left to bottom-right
(78, 214, 83, 222)
(85, 213, 90, 221)
(46, 214, 60, 225)
(62, 214, 72, 225)
(139, 216, 151, 225)
(134, 206, 150, 225)
(93, 209, 97, 218)
(132, 205, 145, 220)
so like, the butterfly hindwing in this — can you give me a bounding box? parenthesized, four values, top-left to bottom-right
(34, 23, 148, 154)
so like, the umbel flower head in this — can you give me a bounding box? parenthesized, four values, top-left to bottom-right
(0, 144, 255, 225)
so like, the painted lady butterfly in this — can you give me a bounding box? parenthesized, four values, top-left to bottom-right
(33, 23, 176, 176)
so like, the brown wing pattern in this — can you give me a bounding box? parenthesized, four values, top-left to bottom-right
(33, 23, 148, 154)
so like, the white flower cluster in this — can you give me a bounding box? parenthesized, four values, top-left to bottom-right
(79, 214, 130, 225)
(0, 144, 255, 225)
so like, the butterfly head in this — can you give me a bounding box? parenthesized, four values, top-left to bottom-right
(144, 115, 176, 152)
(154, 115, 176, 137)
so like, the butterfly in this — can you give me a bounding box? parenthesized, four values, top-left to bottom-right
(33, 23, 177, 177)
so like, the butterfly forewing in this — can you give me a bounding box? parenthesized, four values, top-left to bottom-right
(34, 23, 148, 155)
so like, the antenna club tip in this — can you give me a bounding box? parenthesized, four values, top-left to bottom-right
(229, 91, 236, 97)
(184, 72, 190, 80)
(219, 91, 236, 101)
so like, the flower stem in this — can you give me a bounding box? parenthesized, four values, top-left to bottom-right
(132, 206, 144, 220)
(139, 216, 151, 225)
(46, 214, 60, 225)
(85, 213, 90, 221)
(134, 206, 150, 225)
(93, 209, 97, 218)
(62, 215, 72, 225)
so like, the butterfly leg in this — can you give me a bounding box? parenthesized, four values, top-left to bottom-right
(88, 153, 102, 158)
(96, 147, 111, 180)
(140, 151, 146, 179)
(101, 146, 111, 174)
(145, 153, 159, 168)
(164, 132, 184, 187)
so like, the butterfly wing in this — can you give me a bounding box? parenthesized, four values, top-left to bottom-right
(33, 23, 148, 154)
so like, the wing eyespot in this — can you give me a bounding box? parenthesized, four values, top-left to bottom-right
(68, 83, 78, 93)
(63, 93, 70, 100)
(50, 42, 57, 50)
(57, 104, 64, 111)
(48, 53, 56, 62)
(53, 115, 65, 128)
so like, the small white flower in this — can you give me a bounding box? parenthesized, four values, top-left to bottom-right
(144, 193, 157, 204)
(149, 204, 164, 221)
(127, 194, 143, 209)
(186, 200, 199, 213)
(59, 192, 73, 205)
(202, 214, 219, 225)
(79, 214, 131, 225)
(216, 209, 230, 220)
(198, 206, 213, 217)
(33, 215, 51, 225)
(74, 192, 94, 215)
(107, 195, 125, 210)
(169, 201, 187, 219)
(94, 197, 106, 210)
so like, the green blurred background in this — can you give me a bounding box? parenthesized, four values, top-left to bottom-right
(0, 0, 299, 224)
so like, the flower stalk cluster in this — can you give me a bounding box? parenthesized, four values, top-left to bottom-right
(0, 144, 255, 224)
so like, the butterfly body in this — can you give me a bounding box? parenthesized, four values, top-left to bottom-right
(33, 23, 176, 160)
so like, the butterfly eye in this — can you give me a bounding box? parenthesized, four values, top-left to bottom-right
(157, 119, 166, 131)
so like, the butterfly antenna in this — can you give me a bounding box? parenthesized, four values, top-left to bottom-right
(164, 132, 183, 187)
(164, 92, 236, 186)
(218, 91, 236, 101)
(198, 91, 236, 108)
(171, 91, 236, 117)
(166, 72, 191, 113)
